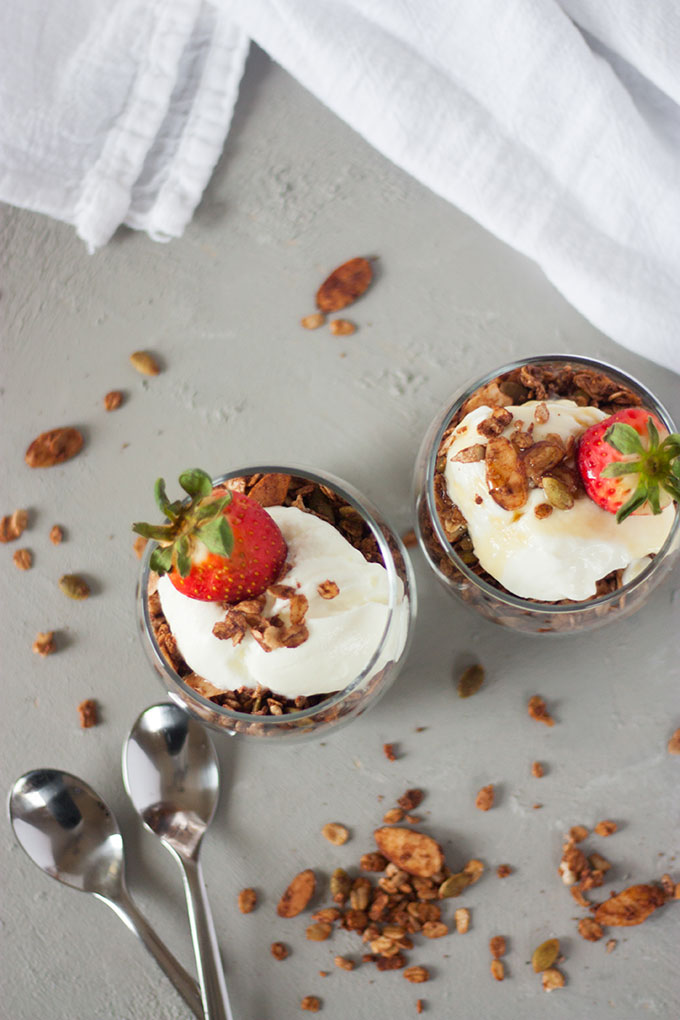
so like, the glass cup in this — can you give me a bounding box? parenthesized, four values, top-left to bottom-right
(414, 355, 680, 634)
(138, 466, 415, 739)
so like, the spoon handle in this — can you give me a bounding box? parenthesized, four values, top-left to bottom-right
(101, 890, 204, 1019)
(178, 856, 233, 1020)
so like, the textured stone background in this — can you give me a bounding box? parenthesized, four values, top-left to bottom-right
(1, 46, 679, 1020)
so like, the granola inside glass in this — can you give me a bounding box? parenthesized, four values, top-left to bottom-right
(414, 356, 679, 633)
(137, 467, 414, 738)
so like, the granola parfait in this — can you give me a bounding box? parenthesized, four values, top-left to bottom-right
(136, 467, 413, 738)
(415, 356, 680, 633)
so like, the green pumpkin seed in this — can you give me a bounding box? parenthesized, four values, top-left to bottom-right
(542, 476, 574, 510)
(438, 872, 472, 898)
(457, 664, 485, 698)
(58, 574, 90, 600)
(531, 937, 560, 972)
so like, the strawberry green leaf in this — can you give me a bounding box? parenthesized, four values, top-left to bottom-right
(179, 469, 213, 499)
(198, 514, 234, 558)
(176, 536, 192, 577)
(605, 423, 645, 456)
(646, 483, 661, 515)
(600, 461, 642, 478)
(132, 521, 177, 541)
(647, 416, 660, 448)
(195, 494, 232, 521)
(150, 545, 173, 574)
(616, 482, 649, 523)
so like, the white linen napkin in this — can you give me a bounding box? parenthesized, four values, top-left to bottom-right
(1, 0, 679, 374)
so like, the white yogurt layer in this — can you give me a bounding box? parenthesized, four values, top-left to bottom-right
(443, 401, 675, 601)
(157, 505, 408, 698)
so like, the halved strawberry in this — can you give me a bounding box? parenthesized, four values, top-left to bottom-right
(133, 469, 287, 602)
(577, 408, 680, 522)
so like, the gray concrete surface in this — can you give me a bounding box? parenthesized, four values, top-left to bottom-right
(1, 46, 679, 1020)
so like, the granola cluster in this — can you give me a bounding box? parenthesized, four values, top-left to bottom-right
(422, 362, 643, 605)
(147, 472, 404, 719)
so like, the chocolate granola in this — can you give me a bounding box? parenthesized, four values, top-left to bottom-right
(423, 362, 644, 606)
(146, 473, 403, 721)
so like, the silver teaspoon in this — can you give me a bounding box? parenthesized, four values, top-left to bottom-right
(123, 704, 232, 1020)
(9, 768, 203, 1019)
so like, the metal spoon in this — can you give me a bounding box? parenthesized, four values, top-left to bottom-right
(9, 768, 203, 1019)
(123, 704, 232, 1020)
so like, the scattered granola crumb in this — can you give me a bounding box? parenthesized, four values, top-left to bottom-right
(594, 820, 617, 837)
(49, 524, 64, 545)
(382, 807, 404, 824)
(528, 695, 555, 726)
(542, 968, 565, 991)
(317, 579, 340, 599)
(578, 918, 604, 942)
(306, 922, 332, 942)
(383, 743, 397, 762)
(496, 864, 512, 879)
(238, 888, 257, 914)
(133, 535, 148, 559)
(454, 908, 470, 933)
(489, 936, 506, 959)
(334, 956, 355, 971)
(301, 312, 326, 330)
(660, 874, 675, 897)
(457, 663, 485, 698)
(668, 728, 680, 755)
(416, 1000, 424, 1014)
(534, 503, 553, 519)
(490, 959, 505, 981)
(300, 995, 321, 1012)
(415, 726, 427, 733)
(271, 942, 289, 960)
(329, 319, 356, 336)
(322, 822, 349, 846)
(318, 972, 329, 978)
(531, 761, 544, 778)
(13, 548, 32, 570)
(569, 825, 589, 843)
(398, 789, 424, 812)
(605, 939, 617, 953)
(32, 631, 55, 657)
(475, 784, 495, 811)
(129, 350, 160, 375)
(0, 508, 28, 543)
(403, 966, 430, 984)
(77, 699, 98, 728)
(401, 528, 417, 548)
(359, 852, 388, 872)
(104, 390, 123, 411)
(405, 814, 421, 824)
(533, 803, 543, 810)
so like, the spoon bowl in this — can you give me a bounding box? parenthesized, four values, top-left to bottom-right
(123, 702, 219, 858)
(10, 768, 125, 899)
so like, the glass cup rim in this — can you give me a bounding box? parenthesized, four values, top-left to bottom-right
(138, 463, 414, 725)
(423, 353, 680, 615)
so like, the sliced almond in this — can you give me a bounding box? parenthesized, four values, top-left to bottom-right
(277, 869, 316, 918)
(26, 427, 83, 468)
(373, 827, 444, 878)
(485, 436, 528, 511)
(130, 351, 160, 376)
(594, 884, 665, 927)
(316, 257, 373, 313)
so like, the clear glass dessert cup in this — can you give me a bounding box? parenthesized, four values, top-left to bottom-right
(137, 466, 415, 740)
(414, 354, 680, 634)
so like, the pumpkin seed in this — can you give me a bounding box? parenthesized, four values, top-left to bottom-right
(438, 872, 471, 898)
(457, 664, 485, 698)
(542, 475, 574, 510)
(531, 937, 560, 972)
(58, 574, 90, 600)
